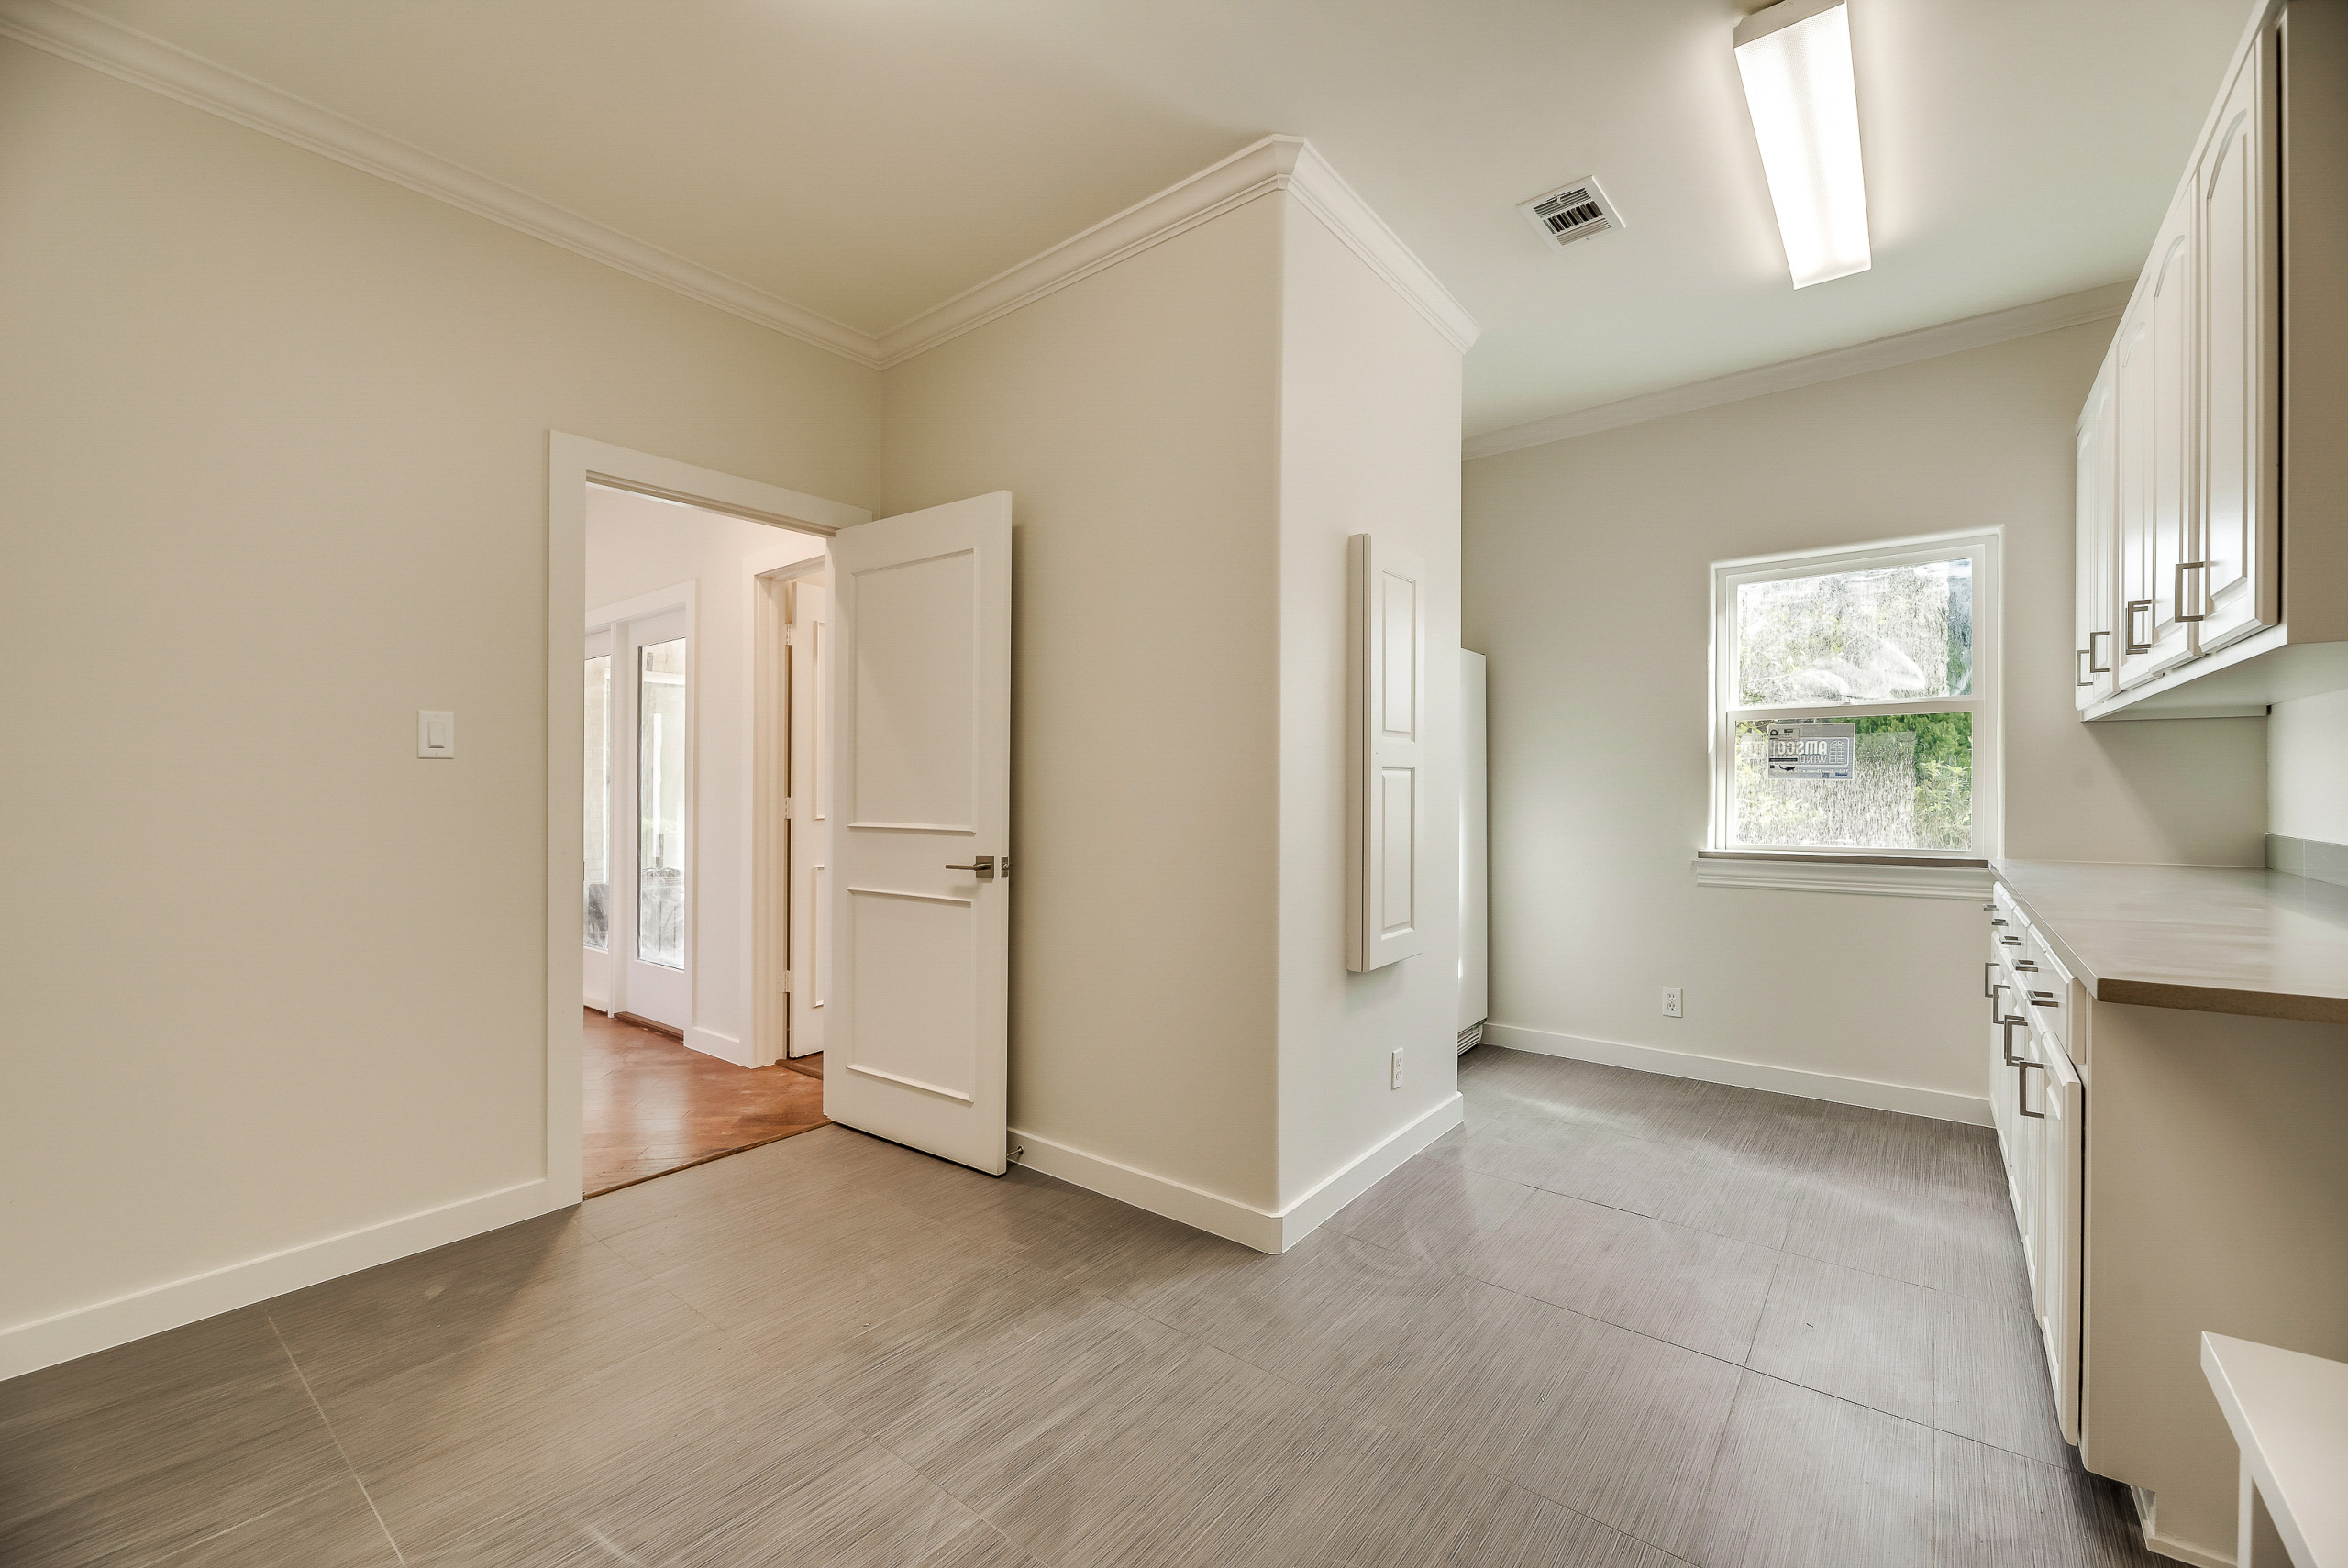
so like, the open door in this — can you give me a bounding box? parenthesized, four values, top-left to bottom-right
(825, 492, 1011, 1174)
(787, 580, 830, 1058)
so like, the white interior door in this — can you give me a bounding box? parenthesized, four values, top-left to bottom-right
(624, 608, 691, 1032)
(788, 579, 830, 1058)
(825, 492, 1011, 1173)
(583, 629, 615, 1010)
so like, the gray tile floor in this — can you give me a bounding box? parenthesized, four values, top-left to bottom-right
(2, 1046, 2162, 1567)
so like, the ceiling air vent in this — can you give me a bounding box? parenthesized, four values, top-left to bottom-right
(1518, 177, 1624, 250)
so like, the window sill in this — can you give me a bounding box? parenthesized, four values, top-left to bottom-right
(1691, 850, 1992, 900)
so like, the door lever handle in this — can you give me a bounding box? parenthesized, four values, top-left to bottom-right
(946, 854, 999, 881)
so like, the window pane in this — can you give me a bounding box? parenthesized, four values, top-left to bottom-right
(583, 655, 611, 951)
(1733, 712, 1972, 851)
(1736, 557, 1973, 705)
(637, 638, 686, 968)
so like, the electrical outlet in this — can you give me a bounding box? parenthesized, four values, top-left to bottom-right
(1390, 1047, 1405, 1089)
(1662, 987, 1684, 1019)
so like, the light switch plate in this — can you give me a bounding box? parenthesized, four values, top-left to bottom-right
(417, 710, 456, 758)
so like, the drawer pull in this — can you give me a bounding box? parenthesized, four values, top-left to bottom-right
(2019, 1060, 2047, 1119)
(2002, 1021, 2028, 1066)
(1999, 934, 2023, 947)
(2013, 959, 2039, 973)
(1989, 917, 2007, 927)
(1984, 962, 1999, 999)
(2029, 989, 2059, 1008)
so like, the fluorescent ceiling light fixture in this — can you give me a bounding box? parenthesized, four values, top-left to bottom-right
(1734, 0, 1871, 288)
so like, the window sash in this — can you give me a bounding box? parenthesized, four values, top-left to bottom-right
(1710, 528, 1999, 859)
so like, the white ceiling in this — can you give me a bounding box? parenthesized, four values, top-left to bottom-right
(73, 0, 2250, 437)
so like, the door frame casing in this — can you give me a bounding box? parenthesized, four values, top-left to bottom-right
(547, 433, 866, 1204)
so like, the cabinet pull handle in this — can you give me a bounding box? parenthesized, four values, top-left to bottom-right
(1999, 934, 2022, 947)
(2029, 989, 2059, 1008)
(1991, 982, 2011, 1018)
(2013, 958, 2039, 973)
(1990, 917, 2007, 927)
(2076, 649, 2095, 687)
(2019, 1060, 2047, 1119)
(2088, 629, 2112, 673)
(2002, 1020, 2029, 1066)
(2176, 560, 2210, 623)
(2125, 599, 2154, 654)
(1983, 961, 1999, 999)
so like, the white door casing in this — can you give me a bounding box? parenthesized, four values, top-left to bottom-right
(825, 492, 1012, 1174)
(789, 580, 831, 1058)
(1347, 534, 1426, 973)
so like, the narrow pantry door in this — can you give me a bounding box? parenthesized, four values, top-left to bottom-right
(825, 493, 1012, 1174)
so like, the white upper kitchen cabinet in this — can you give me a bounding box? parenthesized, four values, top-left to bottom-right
(2117, 181, 2198, 692)
(2194, 29, 2281, 656)
(2075, 361, 2118, 710)
(2077, 1, 2348, 721)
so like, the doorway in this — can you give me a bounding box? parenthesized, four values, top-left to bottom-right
(577, 480, 835, 1195)
(545, 434, 1013, 1207)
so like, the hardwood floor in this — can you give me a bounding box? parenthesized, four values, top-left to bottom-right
(581, 1008, 826, 1197)
(5, 1046, 2162, 1567)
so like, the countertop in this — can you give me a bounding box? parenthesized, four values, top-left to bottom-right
(2202, 1333, 2348, 1566)
(1991, 859, 2348, 1025)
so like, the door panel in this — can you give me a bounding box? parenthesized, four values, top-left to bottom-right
(624, 608, 691, 1031)
(2197, 37, 2280, 653)
(825, 493, 1011, 1173)
(1348, 535, 1426, 972)
(788, 580, 830, 1057)
(583, 631, 615, 1009)
(2036, 1036, 2085, 1447)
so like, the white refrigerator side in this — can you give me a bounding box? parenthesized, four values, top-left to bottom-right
(1459, 650, 1489, 1049)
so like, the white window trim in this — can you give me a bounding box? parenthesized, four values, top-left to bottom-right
(1706, 528, 2002, 875)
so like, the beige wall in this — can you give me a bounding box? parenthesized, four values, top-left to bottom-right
(583, 488, 827, 1056)
(0, 39, 880, 1353)
(1274, 198, 1465, 1206)
(880, 194, 1289, 1210)
(1462, 321, 2267, 1109)
(2269, 688, 2348, 844)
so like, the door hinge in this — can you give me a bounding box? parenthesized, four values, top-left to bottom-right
(781, 970, 792, 992)
(782, 797, 793, 814)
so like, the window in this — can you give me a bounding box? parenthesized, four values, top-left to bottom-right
(1710, 531, 1998, 858)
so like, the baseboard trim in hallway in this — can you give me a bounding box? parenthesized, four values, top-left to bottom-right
(1012, 1090, 1466, 1253)
(0, 1177, 557, 1382)
(1482, 1022, 1993, 1127)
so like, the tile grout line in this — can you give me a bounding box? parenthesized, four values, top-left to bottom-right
(263, 1313, 407, 1567)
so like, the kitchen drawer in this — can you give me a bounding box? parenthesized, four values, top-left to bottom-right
(2018, 931, 2070, 1054)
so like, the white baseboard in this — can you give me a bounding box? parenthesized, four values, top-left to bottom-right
(1482, 1022, 1992, 1128)
(1011, 1091, 1465, 1253)
(0, 1179, 559, 1381)
(684, 1026, 754, 1067)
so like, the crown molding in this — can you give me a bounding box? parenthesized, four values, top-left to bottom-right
(1462, 281, 2133, 460)
(877, 134, 1479, 366)
(0, 0, 885, 367)
(1, 5, 1477, 376)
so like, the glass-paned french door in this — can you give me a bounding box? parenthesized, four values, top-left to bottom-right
(583, 607, 691, 1031)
